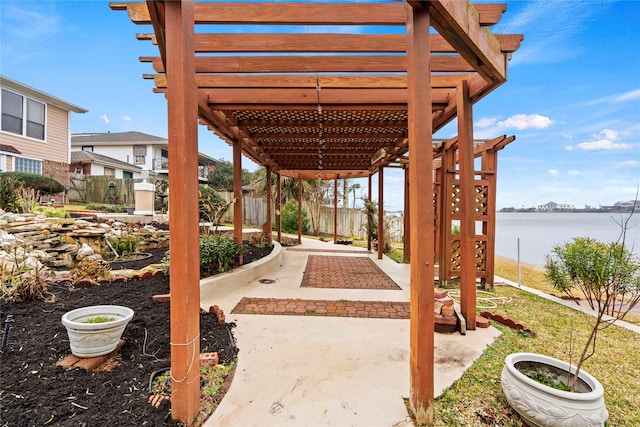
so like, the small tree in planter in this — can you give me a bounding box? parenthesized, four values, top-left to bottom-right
(544, 225, 640, 391)
(502, 207, 638, 427)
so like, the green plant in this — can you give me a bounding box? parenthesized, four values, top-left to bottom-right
(519, 365, 572, 391)
(84, 203, 126, 212)
(280, 199, 309, 234)
(0, 175, 22, 212)
(32, 206, 70, 218)
(200, 360, 236, 397)
(83, 316, 116, 324)
(544, 212, 640, 391)
(107, 234, 140, 257)
(0, 172, 65, 195)
(199, 235, 245, 276)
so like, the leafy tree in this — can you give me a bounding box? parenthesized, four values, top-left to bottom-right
(207, 159, 252, 191)
(281, 199, 309, 234)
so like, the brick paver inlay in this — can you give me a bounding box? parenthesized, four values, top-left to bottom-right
(231, 297, 410, 319)
(301, 255, 400, 289)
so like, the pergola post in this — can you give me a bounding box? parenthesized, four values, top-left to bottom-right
(297, 177, 302, 244)
(276, 173, 282, 242)
(403, 165, 410, 263)
(233, 139, 243, 243)
(377, 166, 384, 260)
(333, 178, 338, 244)
(438, 144, 454, 287)
(457, 80, 477, 330)
(407, 4, 435, 424)
(265, 166, 272, 245)
(367, 174, 372, 251)
(165, 0, 200, 424)
(482, 149, 498, 288)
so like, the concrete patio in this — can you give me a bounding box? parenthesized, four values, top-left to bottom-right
(200, 237, 501, 427)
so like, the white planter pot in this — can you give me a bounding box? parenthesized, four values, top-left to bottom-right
(62, 305, 134, 358)
(501, 353, 608, 427)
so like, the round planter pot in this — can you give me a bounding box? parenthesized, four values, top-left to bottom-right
(61, 305, 134, 358)
(501, 353, 608, 427)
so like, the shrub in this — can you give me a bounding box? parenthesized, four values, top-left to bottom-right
(199, 235, 244, 276)
(0, 172, 64, 194)
(281, 199, 309, 234)
(85, 203, 127, 213)
(32, 206, 70, 218)
(107, 234, 140, 256)
(0, 175, 22, 212)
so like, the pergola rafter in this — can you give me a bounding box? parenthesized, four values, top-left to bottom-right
(111, 1, 522, 425)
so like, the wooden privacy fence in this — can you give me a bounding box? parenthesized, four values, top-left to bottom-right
(68, 173, 146, 205)
(218, 191, 404, 242)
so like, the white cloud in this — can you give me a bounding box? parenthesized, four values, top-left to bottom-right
(613, 88, 640, 103)
(564, 145, 574, 151)
(574, 128, 632, 151)
(475, 117, 498, 128)
(548, 169, 559, 176)
(577, 140, 632, 151)
(122, 116, 132, 122)
(568, 170, 581, 176)
(615, 160, 640, 169)
(497, 114, 554, 130)
(100, 114, 111, 124)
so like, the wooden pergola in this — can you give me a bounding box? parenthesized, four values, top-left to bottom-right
(111, 1, 521, 424)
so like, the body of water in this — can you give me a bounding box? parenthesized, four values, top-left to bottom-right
(495, 212, 639, 267)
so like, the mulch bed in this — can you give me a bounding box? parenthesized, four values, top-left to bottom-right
(0, 242, 273, 426)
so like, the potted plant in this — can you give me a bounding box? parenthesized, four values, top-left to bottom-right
(61, 305, 134, 358)
(502, 210, 640, 427)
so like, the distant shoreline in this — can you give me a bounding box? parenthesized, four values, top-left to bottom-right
(495, 254, 544, 271)
(498, 209, 635, 214)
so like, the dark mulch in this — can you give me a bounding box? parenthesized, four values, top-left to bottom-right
(0, 242, 274, 426)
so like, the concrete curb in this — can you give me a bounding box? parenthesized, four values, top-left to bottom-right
(199, 241, 283, 304)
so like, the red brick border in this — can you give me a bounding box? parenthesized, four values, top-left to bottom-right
(301, 255, 400, 290)
(231, 297, 409, 319)
(286, 248, 371, 254)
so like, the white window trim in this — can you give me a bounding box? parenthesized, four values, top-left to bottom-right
(0, 154, 6, 172)
(0, 88, 47, 143)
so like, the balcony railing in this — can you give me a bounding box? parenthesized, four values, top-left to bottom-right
(152, 157, 209, 180)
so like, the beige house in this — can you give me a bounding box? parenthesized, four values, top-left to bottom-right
(0, 76, 87, 187)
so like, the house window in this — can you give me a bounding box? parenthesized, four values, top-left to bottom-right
(123, 171, 133, 179)
(0, 154, 6, 172)
(14, 157, 42, 174)
(133, 145, 147, 164)
(104, 167, 115, 176)
(1, 89, 46, 141)
(81, 146, 93, 152)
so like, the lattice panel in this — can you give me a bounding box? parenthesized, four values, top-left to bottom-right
(450, 183, 461, 215)
(448, 239, 487, 273)
(234, 109, 407, 123)
(475, 185, 489, 216)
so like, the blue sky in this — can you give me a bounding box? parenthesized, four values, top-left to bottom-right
(1, 0, 638, 211)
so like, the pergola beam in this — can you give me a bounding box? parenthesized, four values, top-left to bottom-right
(140, 32, 521, 54)
(143, 55, 475, 73)
(113, 2, 507, 26)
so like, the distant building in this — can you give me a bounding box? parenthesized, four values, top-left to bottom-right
(71, 131, 217, 182)
(537, 201, 574, 212)
(70, 151, 143, 179)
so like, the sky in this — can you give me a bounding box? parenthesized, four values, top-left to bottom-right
(1, 0, 639, 211)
